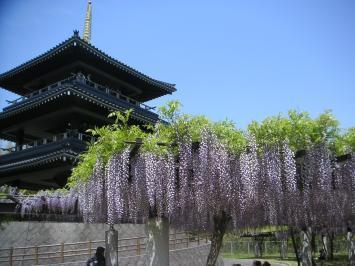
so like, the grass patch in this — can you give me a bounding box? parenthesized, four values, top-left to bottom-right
(222, 253, 348, 266)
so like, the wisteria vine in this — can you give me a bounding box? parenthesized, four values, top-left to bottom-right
(16, 128, 354, 234)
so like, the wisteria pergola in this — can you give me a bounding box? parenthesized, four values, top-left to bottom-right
(18, 127, 354, 266)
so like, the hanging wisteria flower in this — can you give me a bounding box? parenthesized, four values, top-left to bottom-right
(13, 129, 354, 234)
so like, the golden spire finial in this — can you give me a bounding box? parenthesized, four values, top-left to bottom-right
(83, 0, 92, 43)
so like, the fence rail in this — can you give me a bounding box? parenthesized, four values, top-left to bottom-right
(0, 231, 210, 265)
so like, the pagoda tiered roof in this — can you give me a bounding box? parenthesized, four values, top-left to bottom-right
(0, 134, 87, 189)
(0, 77, 160, 142)
(0, 32, 176, 102)
(0, 30, 177, 190)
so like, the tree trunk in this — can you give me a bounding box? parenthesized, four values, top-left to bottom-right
(347, 229, 355, 266)
(254, 237, 263, 258)
(206, 211, 230, 266)
(105, 226, 118, 266)
(280, 238, 287, 259)
(290, 228, 300, 266)
(329, 232, 334, 260)
(321, 234, 329, 260)
(300, 227, 314, 266)
(146, 217, 170, 266)
(276, 232, 287, 259)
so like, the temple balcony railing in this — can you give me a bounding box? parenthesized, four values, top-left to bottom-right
(4, 76, 75, 108)
(4, 74, 155, 112)
(0, 131, 94, 155)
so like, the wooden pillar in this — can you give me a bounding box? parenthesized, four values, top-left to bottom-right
(34, 246, 39, 265)
(173, 231, 176, 250)
(136, 238, 141, 255)
(15, 129, 24, 151)
(60, 242, 64, 263)
(9, 247, 13, 266)
(88, 240, 92, 258)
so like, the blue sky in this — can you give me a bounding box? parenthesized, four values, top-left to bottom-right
(0, 0, 354, 130)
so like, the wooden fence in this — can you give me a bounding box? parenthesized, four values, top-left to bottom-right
(0, 231, 210, 265)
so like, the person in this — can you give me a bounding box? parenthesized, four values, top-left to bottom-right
(87, 246, 105, 266)
(319, 248, 326, 260)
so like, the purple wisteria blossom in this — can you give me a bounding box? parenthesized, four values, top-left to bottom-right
(17, 131, 353, 233)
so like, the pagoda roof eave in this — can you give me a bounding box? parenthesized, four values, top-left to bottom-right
(0, 150, 78, 174)
(0, 82, 160, 126)
(0, 34, 176, 99)
(0, 137, 85, 189)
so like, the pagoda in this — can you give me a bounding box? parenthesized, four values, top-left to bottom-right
(0, 1, 175, 190)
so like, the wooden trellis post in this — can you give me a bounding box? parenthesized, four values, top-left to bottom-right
(9, 247, 13, 266)
(174, 231, 177, 249)
(88, 240, 92, 258)
(60, 242, 64, 263)
(34, 246, 39, 265)
(136, 238, 141, 255)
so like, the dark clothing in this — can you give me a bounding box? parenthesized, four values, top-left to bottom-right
(86, 255, 105, 266)
(319, 249, 326, 260)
